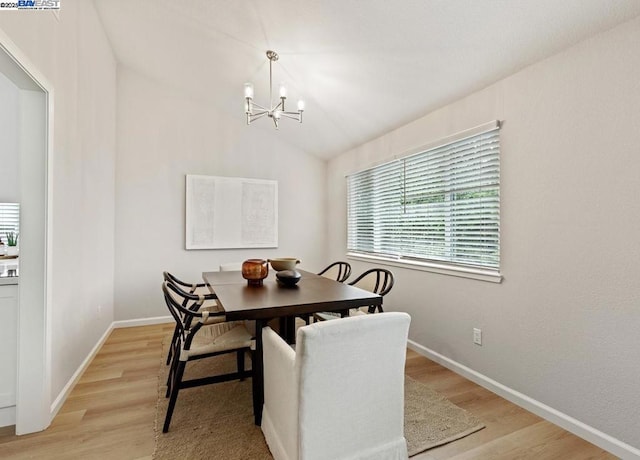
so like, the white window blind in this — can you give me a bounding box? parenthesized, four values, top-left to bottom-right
(0, 203, 20, 243)
(347, 122, 500, 271)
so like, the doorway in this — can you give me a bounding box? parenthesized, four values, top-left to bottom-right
(0, 32, 53, 435)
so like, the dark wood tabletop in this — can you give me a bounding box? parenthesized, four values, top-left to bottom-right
(203, 269, 382, 320)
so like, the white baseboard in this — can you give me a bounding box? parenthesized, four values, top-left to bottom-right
(407, 340, 640, 460)
(49, 322, 114, 420)
(48, 316, 172, 421)
(0, 406, 16, 428)
(112, 316, 172, 328)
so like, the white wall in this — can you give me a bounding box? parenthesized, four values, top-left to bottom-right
(0, 72, 19, 202)
(0, 0, 117, 403)
(114, 67, 326, 320)
(327, 16, 640, 451)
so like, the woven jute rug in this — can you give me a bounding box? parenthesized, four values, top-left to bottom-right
(153, 340, 484, 459)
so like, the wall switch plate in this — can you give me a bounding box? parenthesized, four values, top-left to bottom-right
(473, 328, 482, 346)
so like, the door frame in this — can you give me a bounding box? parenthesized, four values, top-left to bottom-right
(0, 27, 54, 435)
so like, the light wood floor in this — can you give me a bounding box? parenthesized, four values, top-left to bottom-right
(0, 323, 616, 459)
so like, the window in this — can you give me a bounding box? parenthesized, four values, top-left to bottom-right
(0, 203, 20, 244)
(347, 121, 500, 276)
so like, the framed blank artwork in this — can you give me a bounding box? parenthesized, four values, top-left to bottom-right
(185, 175, 278, 249)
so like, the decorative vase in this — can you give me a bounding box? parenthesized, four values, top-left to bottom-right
(276, 269, 302, 287)
(7, 246, 18, 257)
(242, 259, 269, 286)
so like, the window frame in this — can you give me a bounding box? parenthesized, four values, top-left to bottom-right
(346, 121, 502, 283)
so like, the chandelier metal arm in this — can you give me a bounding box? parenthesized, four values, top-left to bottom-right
(249, 101, 270, 112)
(248, 111, 269, 121)
(247, 111, 270, 125)
(279, 112, 302, 122)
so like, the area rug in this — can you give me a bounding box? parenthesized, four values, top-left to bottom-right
(153, 341, 484, 459)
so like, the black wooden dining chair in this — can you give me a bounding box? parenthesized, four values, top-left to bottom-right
(317, 261, 351, 283)
(313, 268, 394, 322)
(163, 271, 225, 365)
(163, 271, 212, 295)
(298, 261, 353, 326)
(162, 279, 226, 393)
(161, 281, 254, 433)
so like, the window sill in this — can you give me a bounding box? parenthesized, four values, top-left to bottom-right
(346, 253, 502, 283)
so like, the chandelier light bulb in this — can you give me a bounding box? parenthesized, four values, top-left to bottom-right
(279, 84, 287, 98)
(244, 83, 254, 99)
(297, 100, 305, 111)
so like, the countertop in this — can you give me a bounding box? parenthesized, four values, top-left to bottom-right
(0, 258, 19, 285)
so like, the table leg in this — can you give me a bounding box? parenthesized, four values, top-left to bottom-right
(285, 316, 296, 344)
(253, 318, 266, 426)
(278, 316, 296, 344)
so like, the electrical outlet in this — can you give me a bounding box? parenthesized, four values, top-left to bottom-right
(473, 328, 482, 346)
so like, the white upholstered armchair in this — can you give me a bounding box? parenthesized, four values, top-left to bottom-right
(261, 312, 411, 460)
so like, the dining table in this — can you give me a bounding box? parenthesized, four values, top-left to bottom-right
(202, 268, 383, 425)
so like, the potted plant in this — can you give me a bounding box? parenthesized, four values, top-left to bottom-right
(6, 231, 18, 256)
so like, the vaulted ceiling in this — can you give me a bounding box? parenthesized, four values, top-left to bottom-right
(94, 0, 640, 159)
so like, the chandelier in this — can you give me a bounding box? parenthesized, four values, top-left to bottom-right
(244, 50, 305, 129)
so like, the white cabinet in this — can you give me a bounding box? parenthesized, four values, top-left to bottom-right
(0, 283, 18, 427)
